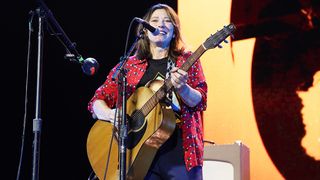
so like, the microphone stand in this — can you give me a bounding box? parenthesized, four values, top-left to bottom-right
(112, 29, 144, 180)
(32, 8, 44, 180)
(32, 1, 98, 179)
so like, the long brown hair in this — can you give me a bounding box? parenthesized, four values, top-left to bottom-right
(135, 3, 185, 61)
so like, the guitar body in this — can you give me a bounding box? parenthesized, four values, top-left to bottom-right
(87, 82, 177, 179)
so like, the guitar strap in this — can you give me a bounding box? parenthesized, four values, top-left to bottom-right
(165, 59, 181, 114)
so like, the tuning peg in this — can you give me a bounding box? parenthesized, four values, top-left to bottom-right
(224, 39, 228, 43)
(218, 44, 223, 48)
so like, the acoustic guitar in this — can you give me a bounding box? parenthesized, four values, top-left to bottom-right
(86, 23, 236, 180)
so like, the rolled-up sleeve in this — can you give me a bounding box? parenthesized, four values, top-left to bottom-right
(87, 65, 119, 113)
(186, 60, 207, 112)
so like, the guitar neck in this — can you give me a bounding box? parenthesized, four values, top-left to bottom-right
(180, 44, 207, 72)
(139, 45, 207, 117)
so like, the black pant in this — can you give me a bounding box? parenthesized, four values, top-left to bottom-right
(145, 128, 203, 180)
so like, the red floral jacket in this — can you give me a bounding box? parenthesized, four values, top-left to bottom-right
(88, 52, 207, 171)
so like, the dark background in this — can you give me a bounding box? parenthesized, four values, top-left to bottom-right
(3, 1, 176, 179)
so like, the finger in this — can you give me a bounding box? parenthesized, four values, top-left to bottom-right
(171, 80, 181, 89)
(171, 68, 187, 76)
(171, 75, 185, 90)
(171, 76, 179, 87)
(173, 69, 187, 80)
(171, 73, 182, 84)
(177, 69, 187, 76)
(170, 67, 179, 73)
(172, 68, 186, 76)
(173, 72, 188, 84)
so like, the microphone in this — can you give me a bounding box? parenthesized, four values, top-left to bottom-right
(134, 17, 160, 35)
(65, 54, 99, 76)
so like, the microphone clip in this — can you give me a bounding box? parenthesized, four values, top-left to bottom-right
(64, 53, 79, 63)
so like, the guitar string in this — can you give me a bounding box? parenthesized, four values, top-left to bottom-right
(130, 58, 175, 128)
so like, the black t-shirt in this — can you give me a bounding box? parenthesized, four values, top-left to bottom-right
(137, 58, 168, 87)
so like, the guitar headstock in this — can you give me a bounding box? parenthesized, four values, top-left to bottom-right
(203, 23, 236, 50)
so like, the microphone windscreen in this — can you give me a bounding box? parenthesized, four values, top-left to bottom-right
(82, 57, 99, 76)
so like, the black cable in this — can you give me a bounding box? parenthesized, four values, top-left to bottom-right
(123, 17, 140, 57)
(16, 10, 35, 180)
(102, 110, 117, 180)
(45, 20, 74, 59)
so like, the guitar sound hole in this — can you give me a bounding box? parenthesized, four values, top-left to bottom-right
(127, 120, 147, 149)
(129, 110, 145, 131)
